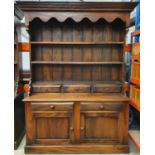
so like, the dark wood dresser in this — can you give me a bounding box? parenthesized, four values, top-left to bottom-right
(17, 2, 136, 154)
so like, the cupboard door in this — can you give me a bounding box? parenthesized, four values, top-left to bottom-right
(32, 111, 73, 145)
(80, 108, 128, 144)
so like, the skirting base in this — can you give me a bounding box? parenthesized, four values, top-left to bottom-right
(25, 144, 129, 154)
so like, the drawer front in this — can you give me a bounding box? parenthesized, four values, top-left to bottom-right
(81, 102, 124, 111)
(31, 102, 73, 111)
(80, 111, 120, 144)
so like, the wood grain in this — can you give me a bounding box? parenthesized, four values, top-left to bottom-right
(25, 144, 129, 154)
(23, 93, 129, 102)
(18, 1, 134, 154)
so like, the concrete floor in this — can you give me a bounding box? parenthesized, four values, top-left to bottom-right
(14, 136, 140, 155)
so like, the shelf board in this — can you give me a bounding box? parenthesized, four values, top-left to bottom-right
(30, 41, 124, 45)
(130, 78, 140, 87)
(128, 130, 140, 152)
(32, 81, 123, 85)
(14, 61, 17, 65)
(31, 61, 123, 65)
(32, 81, 123, 87)
(129, 99, 140, 112)
(132, 55, 140, 61)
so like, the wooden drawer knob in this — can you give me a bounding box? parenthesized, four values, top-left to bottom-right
(80, 127, 84, 130)
(100, 105, 104, 109)
(50, 105, 55, 109)
(70, 127, 74, 131)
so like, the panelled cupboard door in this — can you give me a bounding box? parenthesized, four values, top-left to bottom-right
(31, 109, 73, 145)
(80, 108, 128, 144)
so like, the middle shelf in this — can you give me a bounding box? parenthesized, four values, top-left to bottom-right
(30, 41, 124, 45)
(31, 61, 123, 65)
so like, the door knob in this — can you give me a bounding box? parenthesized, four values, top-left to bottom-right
(80, 127, 84, 130)
(100, 105, 104, 109)
(50, 105, 55, 109)
(70, 127, 74, 131)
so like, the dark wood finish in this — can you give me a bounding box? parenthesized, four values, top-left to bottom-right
(73, 101, 80, 144)
(17, 2, 137, 28)
(25, 144, 129, 154)
(31, 61, 123, 65)
(18, 1, 136, 154)
(17, 2, 137, 12)
(30, 41, 124, 45)
(23, 93, 129, 102)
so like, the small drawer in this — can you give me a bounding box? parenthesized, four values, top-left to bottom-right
(81, 102, 124, 111)
(31, 102, 73, 111)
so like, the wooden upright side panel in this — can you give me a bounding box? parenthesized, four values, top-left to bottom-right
(72, 101, 80, 143)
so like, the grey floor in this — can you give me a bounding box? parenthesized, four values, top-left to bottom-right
(14, 136, 140, 155)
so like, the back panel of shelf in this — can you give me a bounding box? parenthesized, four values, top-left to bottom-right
(29, 18, 125, 93)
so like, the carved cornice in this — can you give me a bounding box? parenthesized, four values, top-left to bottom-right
(17, 2, 137, 12)
(17, 2, 137, 27)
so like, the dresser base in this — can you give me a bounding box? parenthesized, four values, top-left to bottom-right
(25, 144, 129, 154)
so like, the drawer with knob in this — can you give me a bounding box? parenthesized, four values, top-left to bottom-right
(81, 102, 124, 111)
(31, 102, 73, 111)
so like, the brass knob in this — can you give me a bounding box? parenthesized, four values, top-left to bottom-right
(70, 127, 74, 131)
(50, 105, 55, 109)
(100, 105, 104, 109)
(80, 127, 84, 130)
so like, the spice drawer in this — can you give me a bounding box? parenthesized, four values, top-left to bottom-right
(31, 102, 73, 111)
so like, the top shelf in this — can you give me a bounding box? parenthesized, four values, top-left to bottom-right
(30, 41, 124, 45)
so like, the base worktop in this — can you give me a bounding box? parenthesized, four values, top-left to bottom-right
(23, 93, 129, 102)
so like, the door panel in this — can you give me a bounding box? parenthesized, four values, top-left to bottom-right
(36, 117, 69, 139)
(81, 111, 121, 144)
(85, 114, 117, 139)
(31, 110, 73, 145)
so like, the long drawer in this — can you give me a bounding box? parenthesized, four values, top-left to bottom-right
(81, 102, 124, 111)
(31, 102, 73, 111)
